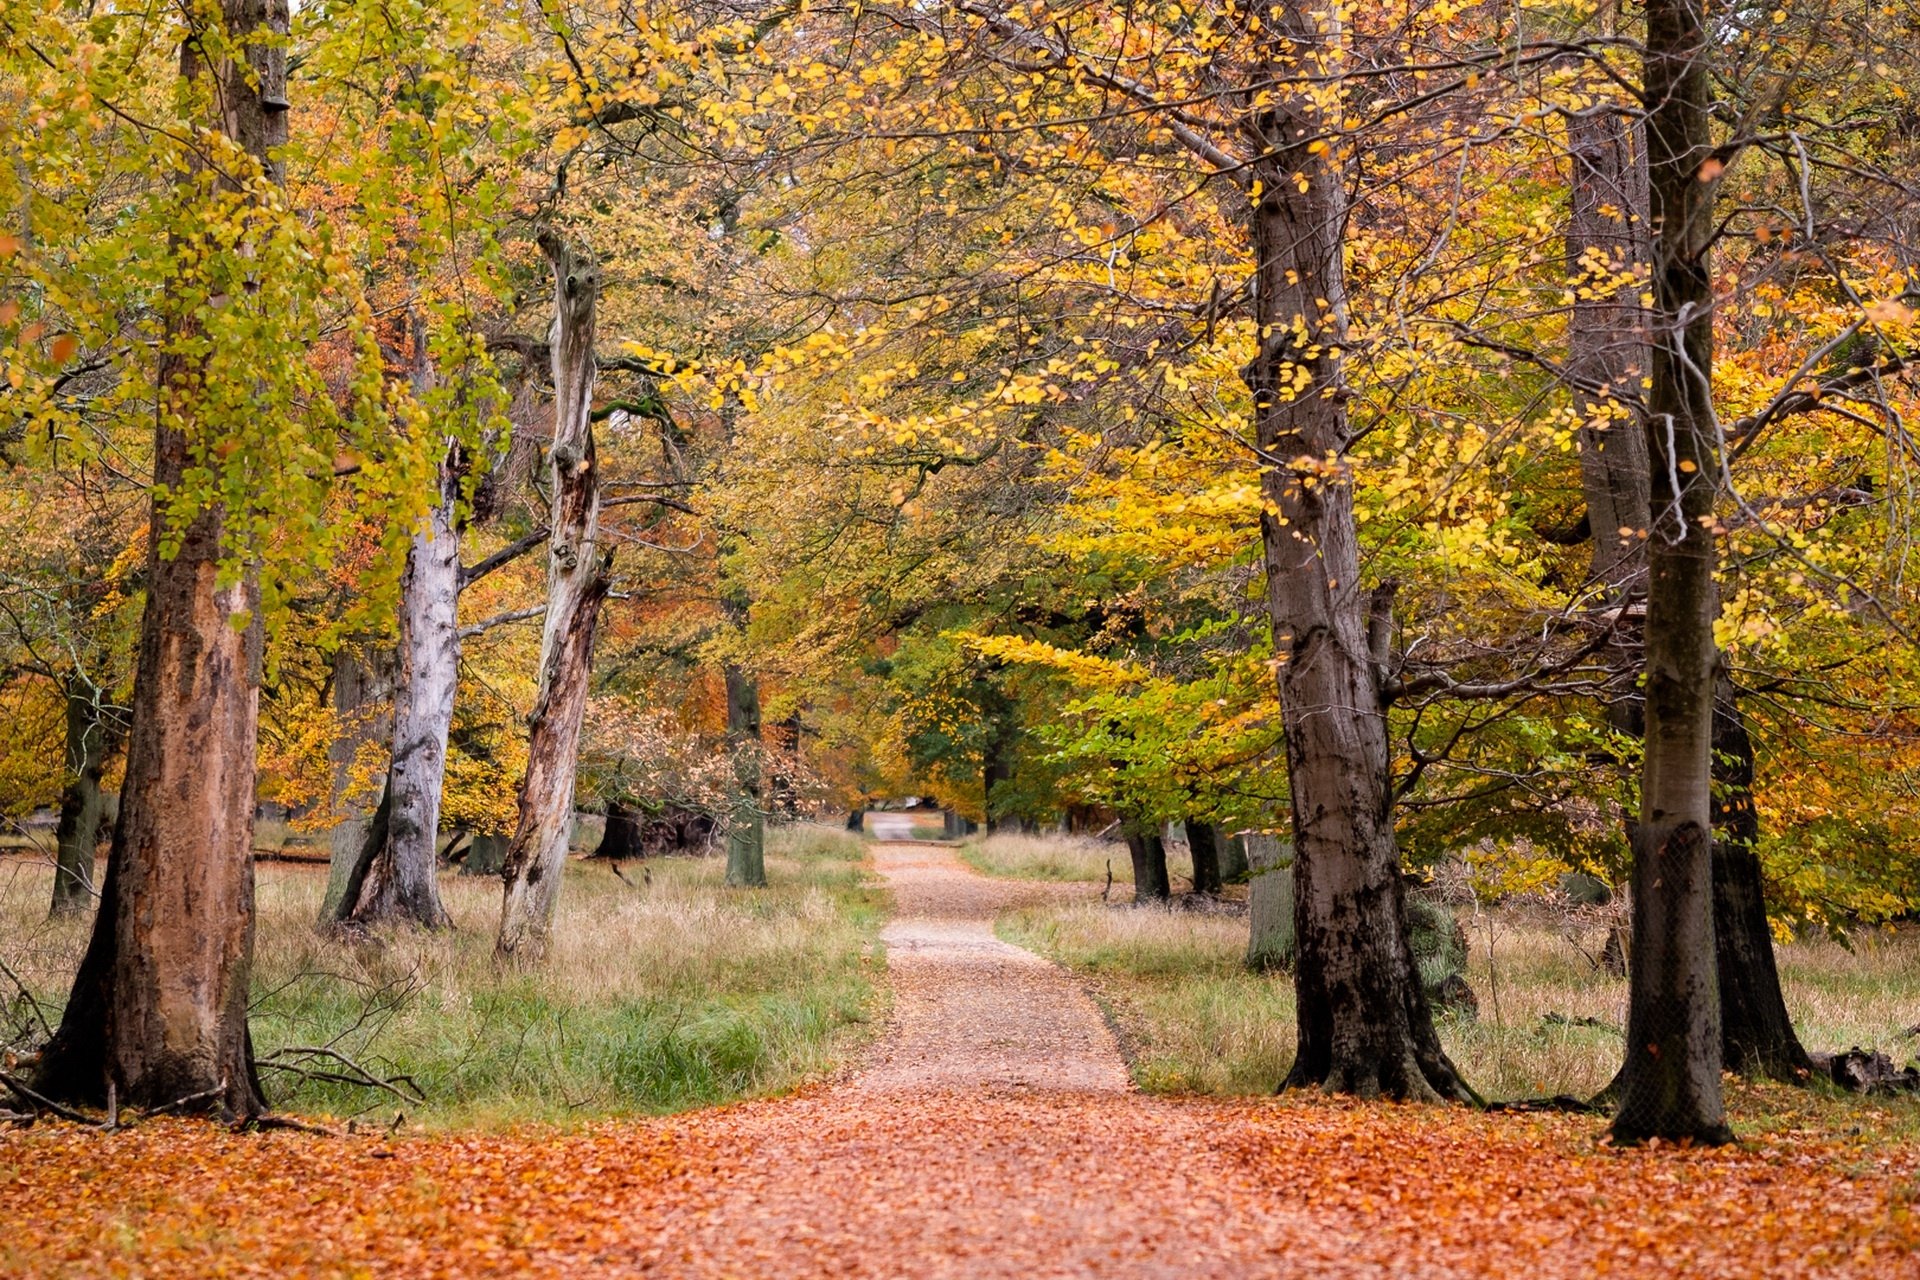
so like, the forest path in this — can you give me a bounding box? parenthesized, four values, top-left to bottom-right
(855, 833, 1130, 1094)
(5, 834, 1918, 1277)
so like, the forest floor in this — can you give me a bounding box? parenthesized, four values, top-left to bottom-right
(4, 832, 1920, 1277)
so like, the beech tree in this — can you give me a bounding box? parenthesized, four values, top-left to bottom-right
(1610, 0, 1733, 1145)
(35, 0, 294, 1117)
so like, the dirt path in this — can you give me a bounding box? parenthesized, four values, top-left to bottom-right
(856, 836, 1129, 1094)
(5, 835, 1918, 1277)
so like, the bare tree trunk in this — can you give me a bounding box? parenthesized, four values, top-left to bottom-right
(723, 662, 767, 887)
(333, 446, 461, 931)
(1187, 822, 1223, 896)
(1124, 829, 1170, 902)
(496, 230, 611, 964)
(1246, 835, 1295, 972)
(594, 801, 645, 861)
(983, 726, 1013, 834)
(34, 0, 287, 1116)
(1611, 0, 1732, 1144)
(1566, 108, 1653, 598)
(48, 675, 115, 918)
(318, 642, 395, 920)
(1712, 679, 1813, 1079)
(1566, 98, 1805, 1095)
(1248, 7, 1470, 1102)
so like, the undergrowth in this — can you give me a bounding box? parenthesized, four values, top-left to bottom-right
(998, 898, 1920, 1141)
(0, 824, 883, 1127)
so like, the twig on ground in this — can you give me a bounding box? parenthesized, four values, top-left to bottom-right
(234, 1114, 341, 1137)
(256, 1046, 427, 1105)
(0, 953, 53, 1039)
(146, 1085, 224, 1117)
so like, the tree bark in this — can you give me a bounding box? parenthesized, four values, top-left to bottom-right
(462, 832, 508, 877)
(1125, 829, 1170, 902)
(594, 801, 646, 861)
(723, 662, 767, 887)
(1219, 831, 1250, 883)
(846, 807, 866, 832)
(318, 641, 395, 920)
(1611, 0, 1733, 1145)
(1566, 107, 1653, 597)
(34, 0, 288, 1117)
(1246, 835, 1296, 972)
(1247, 6, 1470, 1102)
(1187, 822, 1223, 896)
(1711, 680, 1813, 1079)
(332, 436, 461, 931)
(983, 725, 1013, 834)
(496, 230, 612, 964)
(48, 675, 115, 918)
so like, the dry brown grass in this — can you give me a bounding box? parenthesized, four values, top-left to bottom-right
(959, 832, 1133, 884)
(1000, 897, 1920, 1116)
(1, 824, 884, 1125)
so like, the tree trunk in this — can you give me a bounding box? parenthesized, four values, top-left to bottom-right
(1712, 681, 1813, 1079)
(595, 801, 646, 861)
(331, 453, 460, 930)
(34, 0, 288, 1117)
(723, 662, 767, 887)
(1125, 829, 1170, 902)
(1219, 832, 1251, 882)
(1246, 834, 1296, 972)
(1611, 0, 1732, 1145)
(496, 231, 612, 964)
(1566, 107, 1653, 597)
(1187, 822, 1223, 896)
(48, 675, 115, 918)
(846, 807, 865, 832)
(983, 726, 1013, 833)
(462, 832, 508, 877)
(1247, 7, 1470, 1102)
(318, 642, 395, 920)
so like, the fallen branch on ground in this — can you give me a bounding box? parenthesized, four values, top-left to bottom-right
(0, 1070, 98, 1125)
(256, 1046, 427, 1106)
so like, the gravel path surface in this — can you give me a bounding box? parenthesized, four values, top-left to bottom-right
(856, 837, 1129, 1095)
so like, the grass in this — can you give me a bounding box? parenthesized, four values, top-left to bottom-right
(997, 895, 1920, 1138)
(0, 823, 884, 1127)
(959, 832, 1133, 884)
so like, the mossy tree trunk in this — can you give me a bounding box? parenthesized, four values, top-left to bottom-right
(318, 642, 395, 920)
(723, 662, 767, 887)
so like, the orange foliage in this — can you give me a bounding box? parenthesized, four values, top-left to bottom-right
(2, 1095, 1917, 1277)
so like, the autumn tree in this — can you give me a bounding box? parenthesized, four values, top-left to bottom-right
(35, 0, 297, 1116)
